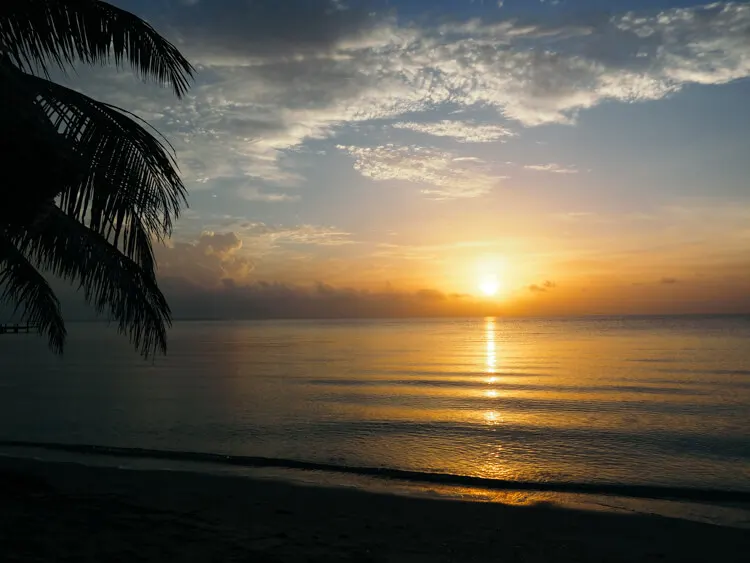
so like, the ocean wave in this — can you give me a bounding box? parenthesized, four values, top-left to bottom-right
(1, 440, 748, 504)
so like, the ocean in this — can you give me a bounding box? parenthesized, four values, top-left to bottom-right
(1, 316, 749, 523)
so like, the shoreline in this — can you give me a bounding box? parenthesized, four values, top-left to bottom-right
(3, 441, 750, 529)
(1, 456, 749, 562)
(3, 439, 748, 504)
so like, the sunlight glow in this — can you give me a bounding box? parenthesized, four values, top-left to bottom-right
(479, 275, 501, 296)
(473, 255, 510, 298)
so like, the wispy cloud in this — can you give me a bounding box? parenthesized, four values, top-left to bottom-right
(553, 211, 596, 222)
(393, 120, 516, 143)
(528, 280, 557, 293)
(75, 1, 750, 190)
(237, 186, 300, 202)
(336, 144, 503, 199)
(525, 163, 579, 174)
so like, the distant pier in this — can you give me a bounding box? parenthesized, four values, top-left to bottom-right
(0, 322, 40, 335)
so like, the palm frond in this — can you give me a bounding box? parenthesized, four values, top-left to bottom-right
(0, 59, 84, 229)
(0, 0, 194, 97)
(12, 70, 188, 270)
(17, 207, 171, 357)
(0, 232, 66, 353)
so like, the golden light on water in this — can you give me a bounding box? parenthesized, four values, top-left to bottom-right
(486, 318, 496, 374)
(487, 346, 496, 372)
(484, 317, 500, 413)
(484, 410, 501, 425)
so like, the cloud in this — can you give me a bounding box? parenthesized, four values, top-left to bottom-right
(77, 2, 750, 193)
(415, 289, 448, 301)
(157, 224, 353, 286)
(237, 186, 300, 202)
(336, 144, 503, 198)
(525, 163, 579, 174)
(215, 223, 354, 258)
(159, 279, 495, 320)
(554, 211, 596, 222)
(614, 3, 750, 85)
(528, 280, 557, 292)
(261, 225, 354, 247)
(660, 277, 679, 285)
(157, 231, 254, 287)
(165, 0, 384, 61)
(392, 120, 516, 143)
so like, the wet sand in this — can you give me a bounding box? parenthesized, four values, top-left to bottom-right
(1, 456, 748, 562)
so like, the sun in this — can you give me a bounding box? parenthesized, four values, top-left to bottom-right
(479, 274, 501, 297)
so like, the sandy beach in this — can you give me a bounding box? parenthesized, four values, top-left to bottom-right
(1, 456, 748, 562)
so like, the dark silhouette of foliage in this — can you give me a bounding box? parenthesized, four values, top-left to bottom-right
(0, 0, 194, 356)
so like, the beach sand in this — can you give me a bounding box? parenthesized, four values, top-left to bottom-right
(1, 456, 748, 562)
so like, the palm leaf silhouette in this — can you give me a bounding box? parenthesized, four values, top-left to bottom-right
(0, 0, 193, 357)
(0, 234, 67, 354)
(0, 0, 193, 96)
(15, 207, 170, 356)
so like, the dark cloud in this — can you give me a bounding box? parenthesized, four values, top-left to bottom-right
(163, 0, 384, 60)
(157, 232, 254, 287)
(1, 271, 484, 322)
(415, 289, 446, 301)
(159, 279, 495, 319)
(0, 278, 491, 324)
(660, 277, 679, 285)
(528, 280, 557, 293)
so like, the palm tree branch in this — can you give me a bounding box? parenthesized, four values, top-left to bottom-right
(13, 70, 188, 269)
(0, 0, 194, 97)
(16, 207, 171, 357)
(0, 232, 66, 353)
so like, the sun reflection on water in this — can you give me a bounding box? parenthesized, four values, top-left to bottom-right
(486, 317, 496, 374)
(484, 317, 501, 423)
(484, 410, 502, 425)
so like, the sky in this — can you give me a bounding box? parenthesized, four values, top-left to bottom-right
(63, 0, 750, 318)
